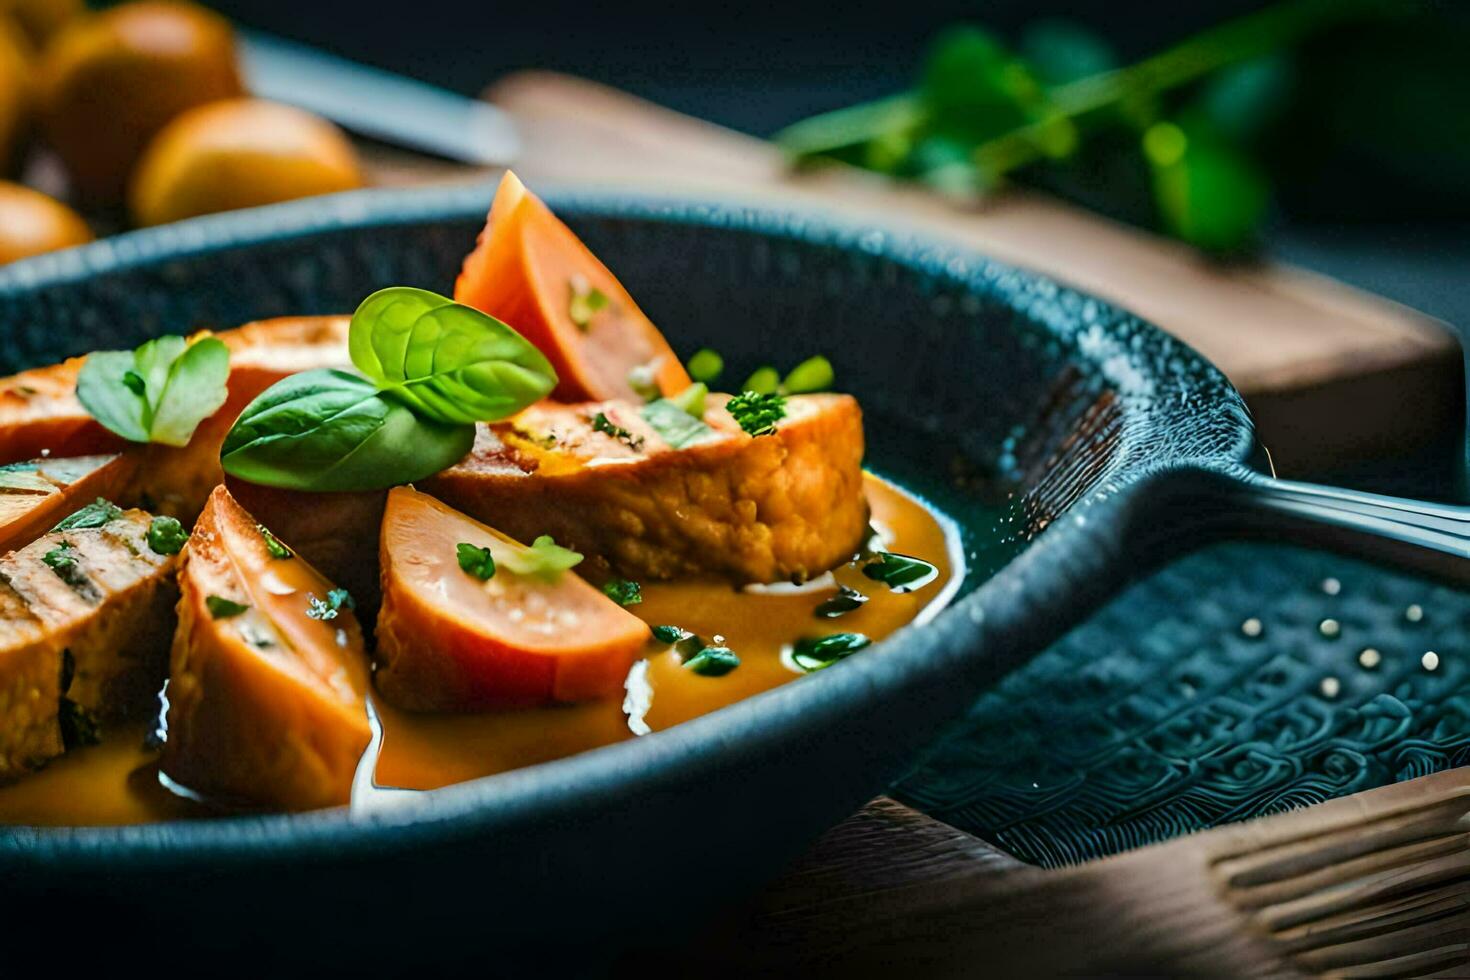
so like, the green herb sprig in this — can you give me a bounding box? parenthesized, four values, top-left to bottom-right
(147, 516, 188, 556)
(77, 335, 230, 447)
(221, 287, 557, 492)
(727, 391, 787, 437)
(602, 579, 642, 606)
(456, 542, 497, 580)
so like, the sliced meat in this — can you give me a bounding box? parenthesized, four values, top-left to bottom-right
(0, 506, 179, 782)
(162, 486, 371, 810)
(375, 487, 649, 711)
(0, 454, 136, 554)
(422, 393, 869, 584)
(455, 171, 691, 403)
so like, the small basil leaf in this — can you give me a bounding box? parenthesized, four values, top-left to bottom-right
(861, 552, 938, 592)
(349, 287, 557, 425)
(651, 624, 688, 644)
(640, 398, 712, 449)
(52, 498, 122, 531)
(220, 369, 475, 492)
(602, 579, 642, 606)
(684, 646, 740, 676)
(206, 595, 249, 619)
(815, 585, 868, 619)
(791, 633, 871, 672)
(76, 336, 230, 447)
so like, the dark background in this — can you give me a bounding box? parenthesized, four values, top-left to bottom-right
(201, 0, 1470, 337)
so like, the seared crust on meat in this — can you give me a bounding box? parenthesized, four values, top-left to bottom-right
(0, 508, 178, 782)
(424, 393, 869, 584)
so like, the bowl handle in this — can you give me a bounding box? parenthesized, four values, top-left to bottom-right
(1224, 474, 1470, 583)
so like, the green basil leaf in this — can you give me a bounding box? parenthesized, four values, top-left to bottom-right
(791, 633, 871, 672)
(684, 646, 740, 676)
(641, 398, 712, 449)
(149, 337, 231, 446)
(220, 369, 475, 492)
(52, 498, 122, 531)
(76, 336, 230, 447)
(348, 286, 557, 425)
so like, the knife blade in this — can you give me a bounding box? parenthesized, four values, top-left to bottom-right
(238, 30, 520, 167)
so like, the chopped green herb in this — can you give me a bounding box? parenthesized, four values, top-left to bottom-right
(306, 588, 355, 621)
(742, 366, 781, 395)
(205, 595, 250, 619)
(568, 276, 610, 330)
(791, 632, 871, 672)
(456, 542, 497, 580)
(257, 524, 293, 560)
(59, 697, 101, 749)
(42, 541, 85, 585)
(626, 361, 662, 402)
(651, 624, 688, 644)
(727, 390, 787, 436)
(684, 646, 741, 676)
(52, 498, 122, 531)
(815, 585, 868, 619)
(782, 355, 835, 394)
(501, 535, 583, 581)
(667, 382, 708, 418)
(147, 515, 188, 556)
(120, 370, 146, 397)
(862, 552, 939, 592)
(590, 411, 645, 450)
(641, 396, 712, 449)
(686, 348, 724, 385)
(602, 579, 642, 606)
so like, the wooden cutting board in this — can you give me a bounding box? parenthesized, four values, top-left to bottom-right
(363, 74, 1470, 975)
(365, 70, 1463, 477)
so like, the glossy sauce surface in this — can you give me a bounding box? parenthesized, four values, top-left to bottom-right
(0, 475, 959, 825)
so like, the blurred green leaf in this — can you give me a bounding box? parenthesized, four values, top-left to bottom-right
(1146, 122, 1269, 254)
(1193, 54, 1295, 144)
(1020, 19, 1119, 85)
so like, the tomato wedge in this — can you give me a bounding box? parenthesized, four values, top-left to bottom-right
(376, 486, 649, 710)
(454, 170, 691, 403)
(0, 454, 136, 554)
(162, 485, 371, 810)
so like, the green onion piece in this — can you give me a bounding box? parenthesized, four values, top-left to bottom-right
(742, 366, 780, 395)
(257, 524, 293, 560)
(500, 535, 583, 581)
(456, 542, 497, 581)
(684, 646, 741, 676)
(686, 348, 724, 385)
(791, 633, 871, 672)
(861, 552, 939, 592)
(147, 516, 188, 556)
(602, 579, 642, 606)
(568, 277, 610, 330)
(727, 390, 787, 437)
(641, 397, 712, 449)
(205, 595, 250, 619)
(782, 355, 835, 394)
(668, 382, 708, 419)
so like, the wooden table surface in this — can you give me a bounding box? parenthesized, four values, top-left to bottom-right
(363, 73, 1470, 977)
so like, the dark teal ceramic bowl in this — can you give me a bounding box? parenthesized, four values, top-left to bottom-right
(0, 186, 1461, 969)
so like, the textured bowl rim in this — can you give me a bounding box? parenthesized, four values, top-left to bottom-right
(0, 183, 1256, 865)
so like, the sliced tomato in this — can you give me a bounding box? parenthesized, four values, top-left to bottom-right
(162, 485, 371, 810)
(455, 170, 691, 403)
(375, 486, 649, 710)
(0, 453, 136, 554)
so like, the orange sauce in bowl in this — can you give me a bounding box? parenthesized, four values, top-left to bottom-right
(0, 474, 960, 825)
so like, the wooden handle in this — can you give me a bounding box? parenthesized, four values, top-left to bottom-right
(683, 770, 1470, 977)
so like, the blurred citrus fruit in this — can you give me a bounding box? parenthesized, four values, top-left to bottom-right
(1, 0, 81, 46)
(38, 1, 243, 204)
(130, 98, 365, 226)
(0, 179, 92, 263)
(0, 17, 32, 174)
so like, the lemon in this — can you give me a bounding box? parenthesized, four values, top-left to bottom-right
(0, 179, 92, 264)
(37, 1, 242, 204)
(130, 98, 365, 227)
